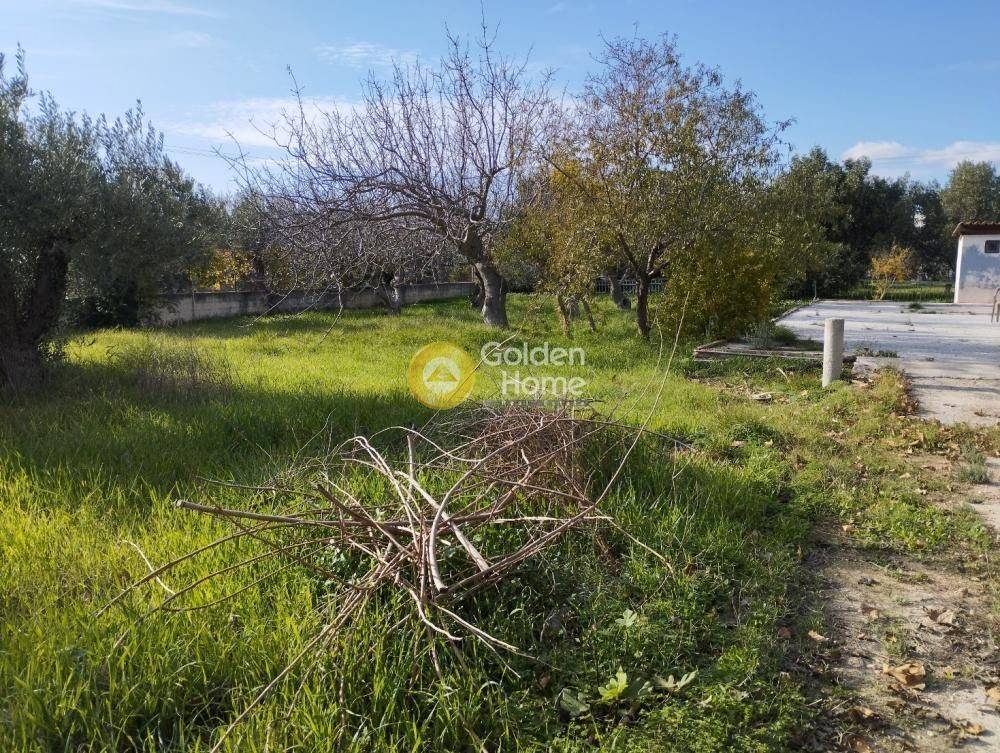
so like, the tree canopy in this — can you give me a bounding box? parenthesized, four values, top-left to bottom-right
(0, 50, 217, 389)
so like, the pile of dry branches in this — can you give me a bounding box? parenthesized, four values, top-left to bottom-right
(173, 403, 616, 651)
(101, 402, 667, 748)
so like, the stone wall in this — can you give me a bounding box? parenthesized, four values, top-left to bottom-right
(153, 282, 476, 325)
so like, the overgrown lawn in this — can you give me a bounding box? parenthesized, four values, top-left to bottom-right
(0, 296, 991, 752)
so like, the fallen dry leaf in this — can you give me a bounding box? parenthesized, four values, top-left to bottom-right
(860, 603, 881, 620)
(846, 733, 873, 753)
(952, 719, 984, 736)
(807, 629, 828, 643)
(846, 705, 878, 724)
(883, 662, 926, 690)
(924, 607, 957, 626)
(776, 626, 792, 639)
(986, 684, 1000, 704)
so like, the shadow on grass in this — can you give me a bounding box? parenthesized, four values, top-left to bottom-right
(0, 356, 432, 513)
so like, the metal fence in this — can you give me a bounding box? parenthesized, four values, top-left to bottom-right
(594, 277, 665, 295)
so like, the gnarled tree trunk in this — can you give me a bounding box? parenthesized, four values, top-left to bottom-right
(581, 298, 597, 332)
(635, 274, 651, 339)
(474, 259, 508, 328)
(555, 294, 572, 336)
(462, 232, 508, 328)
(375, 270, 402, 315)
(608, 273, 630, 310)
(469, 265, 485, 310)
(0, 241, 72, 391)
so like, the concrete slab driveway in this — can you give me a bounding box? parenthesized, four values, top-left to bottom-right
(778, 301, 1000, 426)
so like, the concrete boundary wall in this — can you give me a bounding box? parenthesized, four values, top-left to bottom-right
(153, 282, 476, 325)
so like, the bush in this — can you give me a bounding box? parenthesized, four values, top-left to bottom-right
(868, 243, 914, 301)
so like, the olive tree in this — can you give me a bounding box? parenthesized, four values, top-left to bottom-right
(499, 162, 610, 334)
(546, 35, 787, 338)
(0, 52, 99, 388)
(71, 110, 222, 326)
(0, 51, 216, 390)
(941, 161, 1000, 223)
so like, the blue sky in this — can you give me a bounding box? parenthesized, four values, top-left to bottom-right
(4, 0, 999, 192)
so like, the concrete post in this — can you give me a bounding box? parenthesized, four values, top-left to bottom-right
(822, 318, 845, 388)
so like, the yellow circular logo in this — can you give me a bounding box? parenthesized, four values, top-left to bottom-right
(407, 341, 477, 409)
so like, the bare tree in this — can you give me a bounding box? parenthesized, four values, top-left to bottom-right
(236, 26, 552, 328)
(234, 187, 459, 316)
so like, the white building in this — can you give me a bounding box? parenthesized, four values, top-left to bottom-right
(953, 222, 1000, 304)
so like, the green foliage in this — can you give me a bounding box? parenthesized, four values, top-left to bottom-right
(558, 688, 592, 718)
(542, 35, 789, 339)
(655, 670, 698, 693)
(955, 444, 990, 485)
(941, 161, 1000, 223)
(745, 321, 800, 349)
(0, 49, 218, 390)
(615, 608, 639, 628)
(107, 335, 233, 399)
(597, 668, 631, 702)
(70, 121, 223, 327)
(839, 280, 952, 302)
(777, 148, 953, 296)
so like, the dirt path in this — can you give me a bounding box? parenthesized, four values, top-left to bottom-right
(804, 458, 1000, 751)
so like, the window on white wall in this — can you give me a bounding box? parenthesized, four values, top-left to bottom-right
(985, 240, 1000, 254)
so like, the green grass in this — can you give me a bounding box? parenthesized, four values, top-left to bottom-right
(955, 444, 991, 485)
(839, 280, 953, 302)
(0, 295, 992, 752)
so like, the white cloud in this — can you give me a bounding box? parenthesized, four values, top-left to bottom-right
(67, 0, 222, 17)
(842, 140, 912, 161)
(314, 42, 418, 69)
(168, 96, 358, 149)
(841, 140, 1000, 178)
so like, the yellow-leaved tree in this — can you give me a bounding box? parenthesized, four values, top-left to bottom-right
(869, 243, 914, 300)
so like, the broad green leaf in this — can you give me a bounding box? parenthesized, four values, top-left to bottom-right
(615, 608, 638, 628)
(557, 688, 591, 718)
(597, 667, 628, 702)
